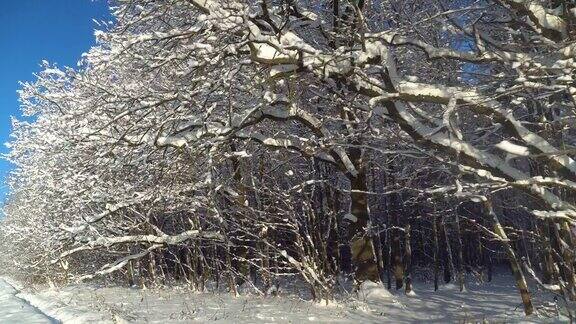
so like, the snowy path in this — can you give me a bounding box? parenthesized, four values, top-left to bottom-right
(0, 279, 56, 323)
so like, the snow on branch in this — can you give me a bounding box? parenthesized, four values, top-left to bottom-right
(77, 244, 162, 281)
(393, 81, 576, 180)
(500, 0, 567, 41)
(367, 32, 503, 63)
(235, 130, 338, 167)
(58, 229, 222, 261)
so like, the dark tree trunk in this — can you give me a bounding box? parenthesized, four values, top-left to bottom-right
(432, 215, 440, 291)
(385, 224, 392, 289)
(404, 224, 413, 294)
(454, 212, 465, 291)
(442, 218, 455, 284)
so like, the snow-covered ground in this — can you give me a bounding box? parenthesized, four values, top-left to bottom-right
(0, 279, 55, 323)
(2, 274, 567, 323)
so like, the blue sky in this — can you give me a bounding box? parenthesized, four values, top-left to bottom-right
(0, 0, 111, 204)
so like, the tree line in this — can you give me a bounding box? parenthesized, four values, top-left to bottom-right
(1, 0, 576, 317)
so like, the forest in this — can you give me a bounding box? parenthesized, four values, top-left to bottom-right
(1, 0, 575, 319)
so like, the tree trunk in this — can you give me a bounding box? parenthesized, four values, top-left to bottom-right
(551, 221, 576, 300)
(348, 169, 379, 282)
(443, 218, 456, 284)
(404, 224, 413, 294)
(148, 251, 157, 285)
(432, 215, 440, 291)
(454, 212, 465, 292)
(483, 200, 534, 316)
(127, 259, 135, 287)
(392, 226, 404, 290)
(385, 224, 392, 289)
(230, 144, 250, 282)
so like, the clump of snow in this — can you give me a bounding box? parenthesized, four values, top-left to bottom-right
(315, 299, 341, 308)
(496, 140, 530, 156)
(406, 290, 417, 297)
(358, 281, 394, 301)
(156, 136, 187, 148)
(442, 283, 459, 290)
(343, 213, 358, 223)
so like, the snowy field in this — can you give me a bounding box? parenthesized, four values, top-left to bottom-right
(2, 273, 567, 323)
